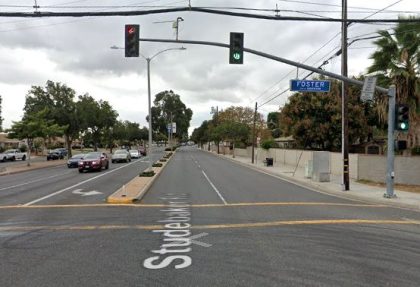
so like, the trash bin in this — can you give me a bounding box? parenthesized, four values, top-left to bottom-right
(265, 157, 273, 166)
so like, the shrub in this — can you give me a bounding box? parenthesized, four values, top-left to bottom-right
(152, 163, 163, 167)
(260, 139, 278, 150)
(412, 146, 420, 155)
(159, 159, 167, 162)
(19, 144, 28, 152)
(139, 170, 155, 177)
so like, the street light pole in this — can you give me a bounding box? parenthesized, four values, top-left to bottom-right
(142, 48, 186, 172)
(146, 58, 153, 172)
(110, 45, 185, 172)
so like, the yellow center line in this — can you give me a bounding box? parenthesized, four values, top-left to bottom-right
(0, 219, 419, 232)
(0, 202, 387, 209)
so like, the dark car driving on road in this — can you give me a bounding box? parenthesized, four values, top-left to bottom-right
(47, 150, 64, 160)
(67, 153, 85, 168)
(78, 152, 109, 173)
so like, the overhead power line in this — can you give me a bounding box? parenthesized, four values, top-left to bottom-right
(254, 0, 406, 107)
(0, 7, 419, 23)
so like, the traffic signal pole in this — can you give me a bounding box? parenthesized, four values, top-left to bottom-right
(385, 86, 396, 198)
(139, 37, 396, 198)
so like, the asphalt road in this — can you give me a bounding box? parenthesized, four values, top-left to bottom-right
(1, 146, 420, 287)
(0, 155, 45, 168)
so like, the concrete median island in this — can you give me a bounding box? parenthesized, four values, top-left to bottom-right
(107, 152, 174, 204)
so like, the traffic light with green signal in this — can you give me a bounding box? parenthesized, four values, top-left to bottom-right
(125, 24, 139, 57)
(395, 104, 409, 131)
(229, 32, 244, 64)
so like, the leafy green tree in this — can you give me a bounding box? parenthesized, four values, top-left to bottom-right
(8, 109, 64, 165)
(279, 80, 373, 151)
(214, 121, 249, 157)
(217, 106, 267, 144)
(367, 17, 420, 146)
(77, 95, 118, 151)
(24, 81, 79, 157)
(191, 120, 211, 149)
(149, 90, 193, 141)
(267, 111, 282, 138)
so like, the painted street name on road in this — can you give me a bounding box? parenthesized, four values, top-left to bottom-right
(143, 193, 198, 270)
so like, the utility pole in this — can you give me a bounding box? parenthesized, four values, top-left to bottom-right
(252, 102, 257, 164)
(211, 106, 220, 154)
(217, 106, 219, 154)
(341, 0, 350, 191)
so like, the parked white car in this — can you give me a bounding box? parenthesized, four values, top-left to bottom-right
(0, 149, 27, 162)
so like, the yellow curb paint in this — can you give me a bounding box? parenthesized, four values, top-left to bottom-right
(0, 219, 419, 232)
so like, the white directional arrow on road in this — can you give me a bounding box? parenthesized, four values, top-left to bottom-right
(72, 189, 103, 197)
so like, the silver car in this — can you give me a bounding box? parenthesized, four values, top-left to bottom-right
(129, 149, 140, 159)
(111, 149, 131, 163)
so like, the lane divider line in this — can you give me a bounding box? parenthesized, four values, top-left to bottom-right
(201, 170, 228, 205)
(22, 160, 141, 206)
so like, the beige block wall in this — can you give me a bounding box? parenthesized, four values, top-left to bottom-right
(330, 152, 359, 180)
(358, 155, 420, 185)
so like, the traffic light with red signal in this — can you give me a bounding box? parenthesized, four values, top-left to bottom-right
(125, 24, 139, 57)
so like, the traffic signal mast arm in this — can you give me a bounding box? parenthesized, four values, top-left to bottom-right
(140, 37, 388, 94)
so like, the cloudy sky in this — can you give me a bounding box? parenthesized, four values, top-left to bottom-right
(0, 0, 419, 134)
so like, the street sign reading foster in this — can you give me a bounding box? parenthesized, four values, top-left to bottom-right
(290, 80, 331, 92)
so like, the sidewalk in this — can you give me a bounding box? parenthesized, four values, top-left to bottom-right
(209, 151, 420, 211)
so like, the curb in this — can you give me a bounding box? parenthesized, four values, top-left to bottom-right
(201, 149, 420, 212)
(106, 151, 175, 204)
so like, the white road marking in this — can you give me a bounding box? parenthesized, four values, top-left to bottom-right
(0, 171, 73, 191)
(72, 190, 103, 196)
(22, 160, 139, 206)
(201, 170, 228, 205)
(189, 232, 212, 247)
(71, 189, 83, 194)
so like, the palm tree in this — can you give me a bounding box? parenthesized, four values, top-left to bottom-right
(367, 16, 420, 147)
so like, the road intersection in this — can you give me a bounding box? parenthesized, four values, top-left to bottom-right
(1, 147, 420, 286)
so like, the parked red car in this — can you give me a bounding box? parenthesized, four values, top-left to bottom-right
(78, 152, 109, 173)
